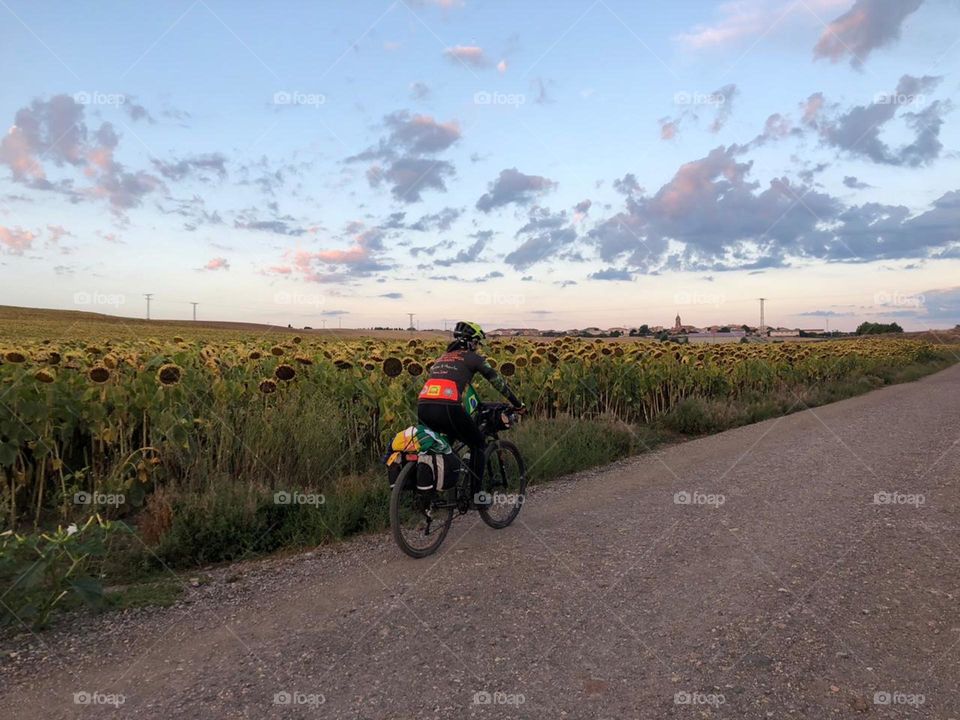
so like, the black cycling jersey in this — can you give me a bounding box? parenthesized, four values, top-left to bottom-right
(418, 344, 520, 408)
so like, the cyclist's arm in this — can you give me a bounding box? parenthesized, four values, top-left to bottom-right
(474, 357, 522, 408)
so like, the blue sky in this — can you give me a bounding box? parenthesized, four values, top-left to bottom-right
(1, 0, 959, 330)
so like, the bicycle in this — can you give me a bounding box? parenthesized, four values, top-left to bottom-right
(389, 403, 527, 558)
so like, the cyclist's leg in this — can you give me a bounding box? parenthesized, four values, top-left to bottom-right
(418, 402, 486, 495)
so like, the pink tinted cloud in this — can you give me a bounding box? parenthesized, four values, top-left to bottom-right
(444, 45, 488, 67)
(204, 257, 230, 271)
(0, 225, 37, 254)
(659, 118, 680, 140)
(814, 0, 923, 67)
(677, 0, 851, 50)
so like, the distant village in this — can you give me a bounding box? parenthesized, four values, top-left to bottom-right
(490, 314, 830, 343)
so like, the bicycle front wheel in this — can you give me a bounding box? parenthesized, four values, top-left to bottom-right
(390, 462, 454, 558)
(478, 439, 527, 529)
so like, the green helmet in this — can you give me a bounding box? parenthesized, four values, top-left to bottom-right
(453, 320, 485, 344)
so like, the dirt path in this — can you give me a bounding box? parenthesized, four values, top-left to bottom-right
(3, 365, 960, 719)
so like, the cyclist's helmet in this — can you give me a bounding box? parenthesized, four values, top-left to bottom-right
(453, 320, 486, 348)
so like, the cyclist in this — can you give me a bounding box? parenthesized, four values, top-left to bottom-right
(417, 321, 523, 505)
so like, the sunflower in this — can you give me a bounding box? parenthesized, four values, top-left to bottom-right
(88, 365, 111, 383)
(46, 351, 62, 365)
(515, 356, 529, 368)
(294, 355, 314, 365)
(3, 351, 26, 363)
(407, 361, 423, 376)
(259, 378, 277, 394)
(103, 355, 118, 369)
(333, 359, 353, 370)
(270, 346, 285, 356)
(500, 361, 516, 377)
(157, 363, 182, 386)
(275, 364, 296, 381)
(292, 336, 302, 344)
(34, 369, 56, 384)
(382, 357, 403, 377)
(248, 350, 263, 360)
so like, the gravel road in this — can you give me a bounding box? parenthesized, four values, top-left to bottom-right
(3, 364, 960, 719)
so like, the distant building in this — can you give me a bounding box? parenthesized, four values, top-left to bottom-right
(490, 328, 541, 337)
(672, 313, 699, 333)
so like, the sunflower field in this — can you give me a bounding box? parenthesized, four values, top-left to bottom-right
(0, 326, 955, 553)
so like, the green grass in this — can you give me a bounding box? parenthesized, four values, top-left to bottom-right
(105, 578, 183, 610)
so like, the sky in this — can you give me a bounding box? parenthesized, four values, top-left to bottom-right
(1, 0, 959, 331)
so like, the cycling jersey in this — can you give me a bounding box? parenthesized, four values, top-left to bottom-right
(418, 347, 519, 411)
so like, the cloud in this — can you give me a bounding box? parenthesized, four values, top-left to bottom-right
(916, 287, 960, 322)
(531, 77, 553, 104)
(476, 168, 557, 212)
(152, 153, 227, 181)
(799, 309, 854, 317)
(45, 224, 72, 244)
(348, 111, 461, 162)
(409, 82, 430, 101)
(349, 111, 461, 203)
(443, 45, 488, 67)
(0, 225, 36, 254)
(375, 157, 455, 202)
(0, 95, 164, 211)
(203, 257, 229, 271)
(802, 92, 827, 126)
(709, 84, 739, 132)
(814, 0, 924, 67)
(379, 292, 403, 299)
(819, 75, 948, 166)
(272, 223, 390, 283)
(677, 0, 851, 50)
(843, 176, 871, 189)
(408, 206, 463, 231)
(590, 268, 633, 281)
(613, 173, 642, 196)
(589, 143, 960, 273)
(122, 96, 154, 123)
(435, 230, 491, 266)
(659, 118, 679, 140)
(505, 208, 577, 270)
(573, 199, 592, 224)
(234, 218, 305, 236)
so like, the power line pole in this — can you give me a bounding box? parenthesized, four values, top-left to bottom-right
(191, 302, 198, 321)
(758, 298, 766, 337)
(407, 313, 415, 331)
(144, 293, 153, 320)
(321, 319, 326, 329)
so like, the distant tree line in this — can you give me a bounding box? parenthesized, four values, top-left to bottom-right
(856, 322, 904, 335)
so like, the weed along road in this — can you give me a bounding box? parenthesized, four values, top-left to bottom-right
(4, 364, 960, 719)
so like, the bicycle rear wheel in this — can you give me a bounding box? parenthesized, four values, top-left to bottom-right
(478, 439, 527, 529)
(390, 462, 454, 558)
